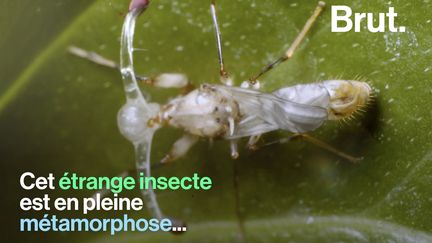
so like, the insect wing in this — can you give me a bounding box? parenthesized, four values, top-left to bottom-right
(273, 83, 330, 108)
(272, 83, 330, 132)
(214, 85, 328, 138)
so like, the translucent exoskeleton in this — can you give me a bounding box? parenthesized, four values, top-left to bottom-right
(69, 0, 374, 238)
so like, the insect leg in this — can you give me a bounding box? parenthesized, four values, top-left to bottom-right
(230, 140, 240, 159)
(264, 134, 362, 163)
(160, 134, 199, 164)
(246, 135, 261, 150)
(248, 1, 326, 84)
(68, 46, 192, 90)
(298, 134, 363, 163)
(210, 0, 233, 86)
(68, 45, 118, 69)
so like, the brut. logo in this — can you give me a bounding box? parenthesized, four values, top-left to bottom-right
(331, 6, 406, 33)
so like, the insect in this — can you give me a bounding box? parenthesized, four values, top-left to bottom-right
(70, 0, 373, 234)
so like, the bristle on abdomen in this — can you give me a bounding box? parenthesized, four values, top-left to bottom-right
(322, 80, 373, 120)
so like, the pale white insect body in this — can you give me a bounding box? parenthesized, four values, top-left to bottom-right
(110, 0, 374, 230)
(204, 79, 372, 139)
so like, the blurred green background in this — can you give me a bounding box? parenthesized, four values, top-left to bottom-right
(1, 0, 432, 242)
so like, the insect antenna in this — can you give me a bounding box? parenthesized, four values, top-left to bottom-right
(211, 0, 232, 86)
(248, 1, 326, 84)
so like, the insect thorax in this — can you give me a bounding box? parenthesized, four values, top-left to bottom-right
(159, 84, 240, 138)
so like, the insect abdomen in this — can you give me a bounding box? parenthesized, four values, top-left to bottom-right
(322, 80, 372, 120)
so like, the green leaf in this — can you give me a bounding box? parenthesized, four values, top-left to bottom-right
(2, 0, 432, 242)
